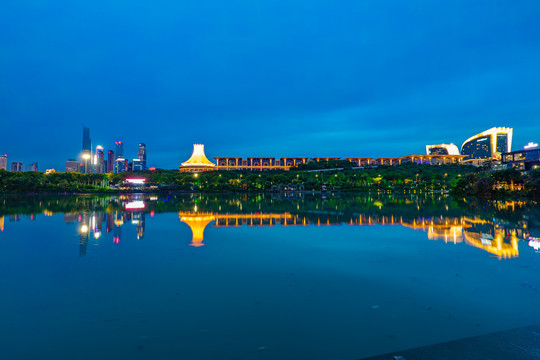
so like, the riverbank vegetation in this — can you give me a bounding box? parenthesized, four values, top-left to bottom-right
(1, 163, 539, 197)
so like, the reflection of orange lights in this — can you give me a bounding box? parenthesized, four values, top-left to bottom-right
(113, 236, 119, 244)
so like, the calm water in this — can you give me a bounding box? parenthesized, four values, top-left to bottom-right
(1, 194, 539, 360)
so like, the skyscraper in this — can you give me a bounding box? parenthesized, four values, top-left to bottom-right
(115, 141, 124, 158)
(11, 162, 23, 172)
(107, 150, 115, 173)
(24, 162, 38, 172)
(115, 158, 128, 173)
(82, 127, 92, 174)
(0, 154, 7, 170)
(138, 143, 147, 170)
(82, 126, 92, 152)
(95, 146, 105, 174)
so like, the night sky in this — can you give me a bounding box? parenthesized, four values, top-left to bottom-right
(1, 1, 539, 170)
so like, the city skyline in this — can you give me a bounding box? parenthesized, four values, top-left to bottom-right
(1, 1, 540, 170)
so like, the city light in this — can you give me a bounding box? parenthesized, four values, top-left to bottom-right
(524, 142, 538, 150)
(80, 225, 89, 233)
(125, 201, 145, 210)
(125, 178, 146, 184)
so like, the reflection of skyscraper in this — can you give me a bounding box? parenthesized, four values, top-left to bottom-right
(106, 212, 113, 233)
(79, 212, 90, 257)
(64, 213, 78, 223)
(133, 212, 145, 239)
(138, 143, 147, 170)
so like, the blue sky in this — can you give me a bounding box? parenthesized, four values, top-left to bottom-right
(1, 0, 539, 169)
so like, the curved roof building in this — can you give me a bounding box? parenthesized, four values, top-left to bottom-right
(426, 143, 460, 155)
(461, 127, 513, 160)
(179, 144, 216, 172)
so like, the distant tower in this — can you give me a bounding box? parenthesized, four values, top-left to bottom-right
(10, 162, 23, 172)
(82, 126, 92, 174)
(107, 150, 115, 173)
(115, 141, 124, 158)
(95, 146, 105, 174)
(82, 126, 92, 152)
(138, 143, 147, 170)
(0, 154, 7, 170)
(24, 162, 38, 172)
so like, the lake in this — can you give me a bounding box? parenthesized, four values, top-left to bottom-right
(0, 194, 539, 360)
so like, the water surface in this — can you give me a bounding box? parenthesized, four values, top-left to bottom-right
(1, 194, 539, 360)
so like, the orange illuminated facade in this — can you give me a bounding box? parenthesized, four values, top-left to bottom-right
(179, 144, 468, 172)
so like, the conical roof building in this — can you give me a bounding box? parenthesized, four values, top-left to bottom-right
(179, 144, 215, 172)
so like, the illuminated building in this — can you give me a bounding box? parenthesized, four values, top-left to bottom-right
(45, 169, 56, 175)
(179, 144, 216, 172)
(138, 143, 147, 170)
(65, 159, 80, 173)
(502, 148, 540, 171)
(115, 141, 124, 158)
(107, 150, 115, 173)
(95, 146, 105, 173)
(10, 162, 23, 172)
(24, 162, 38, 172)
(115, 158, 128, 173)
(132, 159, 143, 171)
(181, 145, 465, 172)
(82, 126, 92, 174)
(82, 126, 92, 152)
(461, 127, 513, 161)
(0, 154, 6, 170)
(426, 143, 460, 155)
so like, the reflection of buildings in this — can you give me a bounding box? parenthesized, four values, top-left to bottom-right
(178, 211, 530, 258)
(0, 216, 4, 232)
(132, 212, 145, 239)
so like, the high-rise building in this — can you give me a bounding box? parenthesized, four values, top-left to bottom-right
(95, 146, 105, 173)
(426, 143, 460, 155)
(115, 141, 124, 158)
(83, 126, 92, 152)
(82, 127, 92, 174)
(10, 162, 23, 172)
(107, 150, 115, 173)
(115, 158, 128, 173)
(0, 154, 7, 170)
(138, 143, 147, 170)
(461, 127, 513, 160)
(66, 159, 80, 173)
(24, 162, 38, 172)
(132, 159, 143, 171)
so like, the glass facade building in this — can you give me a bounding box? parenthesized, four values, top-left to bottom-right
(138, 143, 146, 170)
(461, 127, 513, 160)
